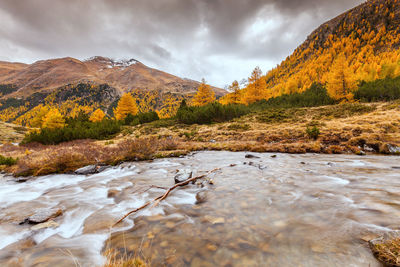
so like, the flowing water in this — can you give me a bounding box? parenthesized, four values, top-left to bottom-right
(0, 151, 399, 266)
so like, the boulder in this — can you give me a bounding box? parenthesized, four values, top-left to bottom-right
(74, 165, 109, 175)
(22, 208, 63, 224)
(245, 154, 260, 159)
(31, 220, 59, 231)
(174, 169, 192, 184)
(369, 230, 400, 267)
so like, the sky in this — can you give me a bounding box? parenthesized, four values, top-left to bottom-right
(0, 0, 364, 88)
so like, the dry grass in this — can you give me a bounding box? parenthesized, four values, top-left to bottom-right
(0, 121, 27, 143)
(103, 249, 148, 267)
(1, 102, 399, 177)
(370, 237, 400, 267)
(5, 137, 181, 176)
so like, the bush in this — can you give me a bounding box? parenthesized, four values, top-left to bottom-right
(176, 102, 249, 124)
(355, 76, 400, 102)
(124, 111, 160, 126)
(0, 155, 17, 166)
(250, 83, 336, 110)
(23, 119, 122, 145)
(306, 126, 320, 140)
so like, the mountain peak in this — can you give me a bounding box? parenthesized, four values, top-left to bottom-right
(85, 56, 140, 69)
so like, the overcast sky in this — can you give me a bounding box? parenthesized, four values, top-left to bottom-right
(0, 0, 363, 88)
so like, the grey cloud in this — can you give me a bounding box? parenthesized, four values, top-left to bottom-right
(0, 0, 363, 86)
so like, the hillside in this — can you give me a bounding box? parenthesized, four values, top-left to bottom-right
(222, 0, 400, 103)
(0, 56, 225, 97)
(0, 57, 225, 124)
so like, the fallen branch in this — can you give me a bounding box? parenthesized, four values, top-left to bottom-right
(113, 168, 220, 226)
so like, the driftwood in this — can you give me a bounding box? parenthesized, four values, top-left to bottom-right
(113, 168, 220, 226)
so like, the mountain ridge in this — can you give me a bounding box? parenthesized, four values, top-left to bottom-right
(0, 56, 225, 99)
(220, 0, 400, 104)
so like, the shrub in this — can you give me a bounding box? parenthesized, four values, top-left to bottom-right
(23, 119, 122, 145)
(250, 83, 336, 109)
(176, 102, 249, 124)
(355, 76, 400, 102)
(0, 155, 17, 166)
(306, 126, 320, 140)
(124, 111, 160, 126)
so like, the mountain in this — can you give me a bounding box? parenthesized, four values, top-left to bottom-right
(0, 56, 225, 124)
(222, 0, 400, 104)
(0, 56, 225, 98)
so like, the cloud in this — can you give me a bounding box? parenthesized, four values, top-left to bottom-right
(0, 0, 363, 87)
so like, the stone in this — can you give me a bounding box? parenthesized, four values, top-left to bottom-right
(209, 139, 217, 143)
(107, 189, 121, 198)
(271, 155, 277, 158)
(74, 165, 109, 175)
(206, 244, 218, 251)
(174, 169, 193, 184)
(195, 191, 207, 204)
(360, 233, 380, 242)
(205, 216, 225, 224)
(15, 177, 30, 183)
(357, 150, 366, 156)
(31, 220, 59, 230)
(23, 208, 63, 224)
(245, 154, 260, 159)
(387, 144, 400, 154)
(363, 144, 376, 152)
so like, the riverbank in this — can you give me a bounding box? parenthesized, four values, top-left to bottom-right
(0, 101, 399, 177)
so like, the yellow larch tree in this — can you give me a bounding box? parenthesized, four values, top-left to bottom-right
(227, 80, 242, 104)
(192, 79, 215, 106)
(243, 67, 266, 104)
(89, 109, 106, 122)
(114, 93, 139, 120)
(42, 108, 66, 129)
(326, 55, 357, 101)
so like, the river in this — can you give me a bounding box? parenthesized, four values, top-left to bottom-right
(0, 151, 399, 266)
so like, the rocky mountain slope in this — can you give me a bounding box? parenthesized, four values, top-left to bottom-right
(0, 56, 225, 98)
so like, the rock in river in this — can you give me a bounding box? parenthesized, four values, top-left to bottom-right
(245, 154, 260, 159)
(74, 165, 109, 175)
(31, 220, 59, 231)
(174, 169, 193, 184)
(21, 208, 63, 225)
(195, 191, 207, 204)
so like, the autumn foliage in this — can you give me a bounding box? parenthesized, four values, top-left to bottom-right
(221, 0, 400, 104)
(89, 109, 106, 122)
(192, 79, 215, 106)
(114, 93, 139, 120)
(42, 108, 65, 129)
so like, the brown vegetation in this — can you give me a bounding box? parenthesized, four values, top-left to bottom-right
(104, 248, 147, 267)
(1, 102, 399, 177)
(2, 137, 180, 176)
(370, 237, 400, 266)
